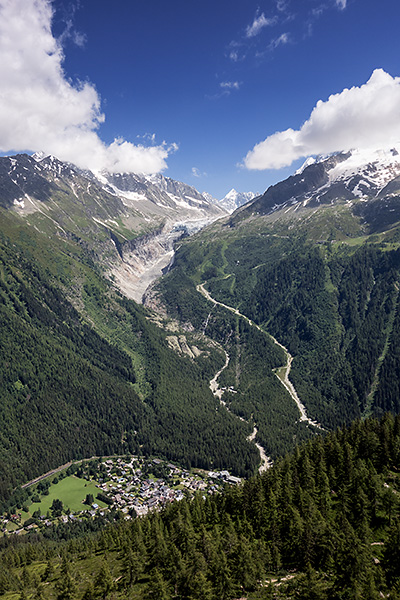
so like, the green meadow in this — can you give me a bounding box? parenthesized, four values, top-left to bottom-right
(27, 475, 107, 518)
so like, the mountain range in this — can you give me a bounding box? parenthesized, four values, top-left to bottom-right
(0, 152, 228, 301)
(3, 147, 400, 472)
(1, 147, 400, 598)
(151, 146, 400, 454)
(238, 147, 400, 228)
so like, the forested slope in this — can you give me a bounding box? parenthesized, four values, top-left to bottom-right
(154, 205, 400, 441)
(0, 210, 259, 502)
(1, 414, 399, 600)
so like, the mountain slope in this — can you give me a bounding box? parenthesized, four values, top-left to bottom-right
(0, 153, 227, 302)
(0, 209, 259, 502)
(1, 414, 399, 600)
(151, 149, 400, 453)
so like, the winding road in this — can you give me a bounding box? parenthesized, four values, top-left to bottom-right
(197, 282, 325, 442)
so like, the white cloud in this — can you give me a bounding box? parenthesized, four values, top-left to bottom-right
(269, 32, 290, 50)
(227, 40, 246, 63)
(192, 167, 201, 177)
(246, 13, 276, 38)
(276, 0, 289, 11)
(244, 69, 400, 170)
(336, 0, 347, 9)
(191, 167, 207, 178)
(220, 81, 240, 90)
(0, 0, 173, 174)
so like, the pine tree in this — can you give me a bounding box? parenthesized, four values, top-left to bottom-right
(121, 546, 143, 586)
(145, 568, 170, 600)
(95, 560, 114, 600)
(287, 564, 328, 600)
(82, 580, 96, 600)
(383, 521, 400, 589)
(55, 571, 76, 600)
(190, 571, 214, 600)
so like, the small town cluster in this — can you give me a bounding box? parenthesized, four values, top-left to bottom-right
(96, 457, 242, 517)
(1, 456, 242, 535)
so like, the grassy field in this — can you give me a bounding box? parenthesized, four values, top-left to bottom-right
(27, 476, 107, 518)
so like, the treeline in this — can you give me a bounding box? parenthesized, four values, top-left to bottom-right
(1, 414, 400, 599)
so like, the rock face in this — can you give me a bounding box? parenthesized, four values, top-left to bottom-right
(0, 153, 228, 301)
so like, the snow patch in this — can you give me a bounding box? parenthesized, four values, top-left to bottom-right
(327, 148, 400, 190)
(295, 156, 316, 175)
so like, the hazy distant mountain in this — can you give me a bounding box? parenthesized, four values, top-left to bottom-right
(220, 188, 258, 212)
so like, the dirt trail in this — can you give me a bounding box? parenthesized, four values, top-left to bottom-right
(197, 283, 325, 432)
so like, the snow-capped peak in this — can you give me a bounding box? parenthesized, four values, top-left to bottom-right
(326, 147, 400, 186)
(295, 156, 317, 175)
(32, 151, 46, 162)
(224, 188, 240, 200)
(220, 188, 258, 212)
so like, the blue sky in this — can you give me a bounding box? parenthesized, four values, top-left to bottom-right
(1, 0, 400, 198)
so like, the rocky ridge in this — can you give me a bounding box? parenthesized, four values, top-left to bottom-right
(239, 147, 400, 225)
(0, 153, 228, 301)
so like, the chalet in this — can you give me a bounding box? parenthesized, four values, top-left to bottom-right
(228, 475, 241, 485)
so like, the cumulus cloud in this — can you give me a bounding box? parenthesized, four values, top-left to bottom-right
(336, 0, 347, 9)
(0, 0, 172, 174)
(244, 69, 400, 170)
(246, 13, 276, 38)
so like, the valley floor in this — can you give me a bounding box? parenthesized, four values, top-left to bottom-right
(1, 456, 241, 537)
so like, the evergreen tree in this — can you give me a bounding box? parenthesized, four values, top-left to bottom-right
(82, 580, 96, 600)
(95, 560, 114, 600)
(383, 521, 400, 589)
(145, 568, 170, 600)
(55, 571, 75, 600)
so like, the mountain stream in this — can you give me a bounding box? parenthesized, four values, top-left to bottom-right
(208, 344, 273, 472)
(197, 282, 325, 470)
